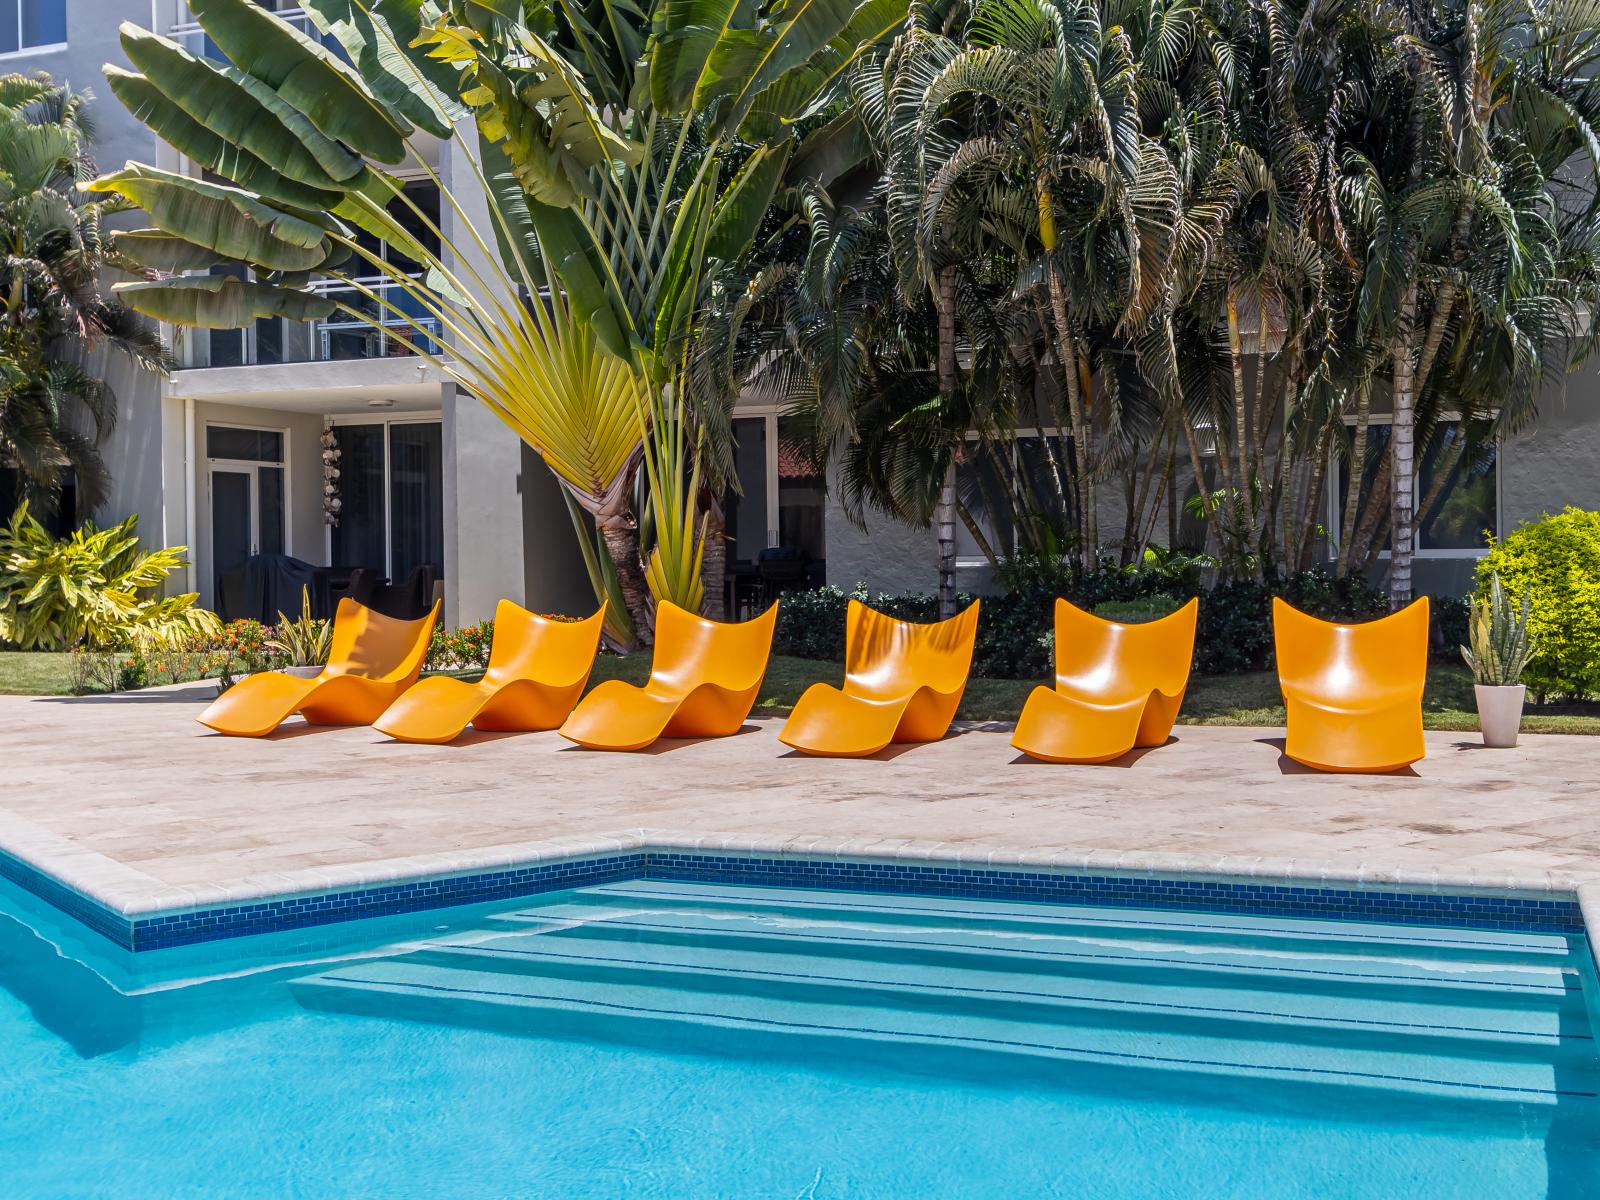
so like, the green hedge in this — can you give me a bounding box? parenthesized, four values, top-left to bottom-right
(1476, 508, 1600, 701)
(773, 570, 1402, 678)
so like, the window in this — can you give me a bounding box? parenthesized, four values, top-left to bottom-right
(206, 426, 284, 463)
(1333, 418, 1499, 556)
(0, 0, 66, 54)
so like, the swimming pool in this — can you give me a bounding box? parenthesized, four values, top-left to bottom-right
(2, 876, 1596, 1198)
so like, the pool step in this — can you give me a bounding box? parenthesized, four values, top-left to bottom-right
(291, 881, 1600, 1108)
(526, 882, 1579, 969)
(404, 934, 1587, 1064)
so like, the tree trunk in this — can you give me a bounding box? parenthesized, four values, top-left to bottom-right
(1336, 382, 1372, 578)
(1225, 291, 1257, 572)
(700, 502, 727, 621)
(1295, 422, 1332, 572)
(1348, 444, 1393, 570)
(600, 521, 653, 646)
(936, 461, 958, 617)
(936, 263, 959, 618)
(1390, 283, 1419, 609)
(1045, 262, 1096, 567)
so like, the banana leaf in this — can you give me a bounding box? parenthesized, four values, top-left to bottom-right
(103, 70, 347, 214)
(112, 275, 337, 328)
(113, 229, 228, 272)
(298, 0, 464, 139)
(89, 165, 334, 271)
(119, 26, 362, 192)
(187, 0, 411, 163)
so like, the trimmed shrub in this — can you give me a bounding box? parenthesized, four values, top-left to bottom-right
(770, 568, 1388, 679)
(1475, 508, 1600, 701)
(1430, 594, 1471, 660)
(1093, 596, 1184, 623)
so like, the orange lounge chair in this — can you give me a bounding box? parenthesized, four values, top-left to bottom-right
(1273, 596, 1429, 773)
(1011, 597, 1198, 763)
(373, 601, 605, 744)
(778, 599, 980, 757)
(558, 601, 778, 751)
(197, 598, 440, 737)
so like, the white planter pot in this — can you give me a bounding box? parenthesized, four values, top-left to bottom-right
(276, 664, 323, 679)
(1475, 684, 1526, 748)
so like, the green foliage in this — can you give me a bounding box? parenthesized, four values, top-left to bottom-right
(0, 74, 171, 517)
(771, 568, 1396, 679)
(1461, 572, 1535, 687)
(1476, 509, 1600, 700)
(427, 618, 496, 671)
(423, 613, 582, 672)
(0, 503, 219, 651)
(1094, 596, 1183, 624)
(1432, 594, 1472, 661)
(264, 586, 332, 667)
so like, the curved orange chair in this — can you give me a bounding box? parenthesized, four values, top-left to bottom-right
(372, 600, 605, 744)
(1012, 597, 1198, 763)
(197, 598, 441, 737)
(1273, 596, 1430, 773)
(558, 601, 778, 751)
(778, 599, 980, 757)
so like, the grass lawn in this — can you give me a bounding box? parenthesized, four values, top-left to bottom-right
(0, 652, 84, 696)
(588, 653, 1600, 735)
(6, 649, 1598, 734)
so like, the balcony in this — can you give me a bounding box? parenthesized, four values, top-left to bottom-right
(168, 5, 343, 60)
(180, 276, 442, 370)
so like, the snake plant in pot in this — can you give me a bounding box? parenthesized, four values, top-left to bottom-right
(1461, 574, 1534, 747)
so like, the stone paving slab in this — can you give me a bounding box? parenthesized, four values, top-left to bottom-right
(3, 685, 1599, 917)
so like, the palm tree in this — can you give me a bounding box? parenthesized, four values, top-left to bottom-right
(0, 75, 167, 519)
(92, 0, 902, 644)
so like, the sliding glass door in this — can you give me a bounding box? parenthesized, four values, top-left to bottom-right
(329, 419, 443, 581)
(390, 422, 444, 580)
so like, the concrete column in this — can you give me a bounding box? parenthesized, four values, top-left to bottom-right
(442, 383, 527, 624)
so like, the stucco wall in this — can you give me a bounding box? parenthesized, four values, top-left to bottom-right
(821, 463, 938, 594)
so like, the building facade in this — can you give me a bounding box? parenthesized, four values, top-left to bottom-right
(21, 2, 1600, 627)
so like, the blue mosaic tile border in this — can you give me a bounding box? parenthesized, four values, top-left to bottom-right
(644, 853, 1586, 935)
(0, 843, 129, 947)
(128, 853, 645, 951)
(0, 842, 1586, 951)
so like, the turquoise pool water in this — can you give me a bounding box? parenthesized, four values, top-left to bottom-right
(2, 877, 1597, 1198)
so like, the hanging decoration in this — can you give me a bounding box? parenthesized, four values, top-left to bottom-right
(322, 420, 342, 527)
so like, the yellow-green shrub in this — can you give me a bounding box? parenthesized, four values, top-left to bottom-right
(1475, 508, 1600, 701)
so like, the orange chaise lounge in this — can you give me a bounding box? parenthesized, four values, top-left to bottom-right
(778, 599, 980, 757)
(558, 601, 778, 751)
(1011, 597, 1198, 764)
(373, 600, 605, 744)
(1273, 596, 1430, 773)
(197, 598, 441, 737)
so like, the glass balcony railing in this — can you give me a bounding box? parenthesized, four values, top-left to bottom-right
(181, 276, 443, 370)
(169, 5, 345, 60)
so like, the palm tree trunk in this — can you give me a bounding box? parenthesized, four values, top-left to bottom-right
(1348, 445, 1393, 569)
(1295, 422, 1332, 572)
(1045, 263, 1095, 567)
(1225, 292, 1256, 570)
(1336, 383, 1372, 578)
(1390, 283, 1419, 608)
(936, 263, 958, 618)
(700, 501, 727, 621)
(600, 521, 653, 645)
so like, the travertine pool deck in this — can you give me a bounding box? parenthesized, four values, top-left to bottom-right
(3, 684, 1600, 926)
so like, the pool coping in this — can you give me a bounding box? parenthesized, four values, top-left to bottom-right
(1, 809, 1595, 952)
